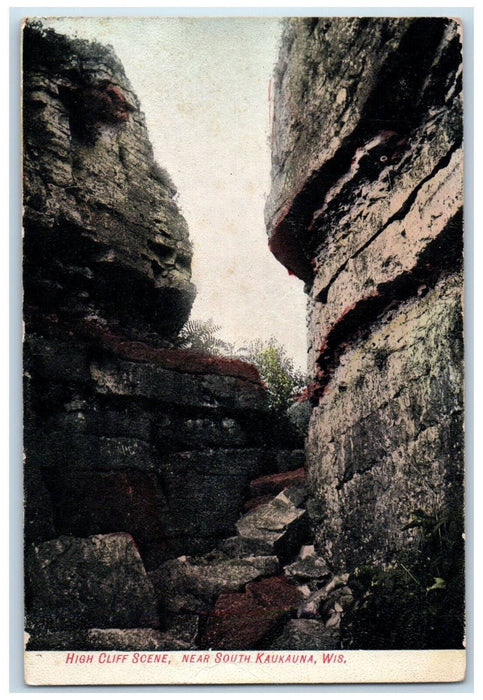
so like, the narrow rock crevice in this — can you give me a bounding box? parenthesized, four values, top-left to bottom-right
(23, 16, 465, 654)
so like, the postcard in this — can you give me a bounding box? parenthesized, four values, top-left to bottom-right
(22, 14, 466, 685)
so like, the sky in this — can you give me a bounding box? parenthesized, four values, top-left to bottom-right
(41, 16, 308, 370)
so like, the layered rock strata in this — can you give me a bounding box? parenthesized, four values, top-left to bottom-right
(23, 21, 195, 343)
(266, 17, 464, 575)
(22, 21, 304, 651)
(24, 321, 279, 568)
(25, 450, 360, 652)
(27, 467, 335, 651)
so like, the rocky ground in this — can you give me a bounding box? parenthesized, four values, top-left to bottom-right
(25, 455, 356, 652)
(22, 19, 465, 655)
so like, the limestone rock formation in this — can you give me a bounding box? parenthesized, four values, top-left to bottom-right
(26, 451, 315, 652)
(27, 622, 200, 652)
(85, 623, 200, 651)
(266, 16, 463, 567)
(149, 550, 279, 614)
(266, 17, 464, 647)
(24, 321, 278, 568)
(243, 466, 306, 511)
(25, 534, 160, 631)
(23, 23, 306, 656)
(23, 21, 195, 343)
(22, 23, 286, 575)
(23, 16, 465, 655)
(198, 576, 301, 650)
(236, 489, 309, 561)
(22, 21, 319, 654)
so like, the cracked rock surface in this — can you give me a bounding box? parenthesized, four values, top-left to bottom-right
(266, 17, 464, 581)
(23, 22, 195, 342)
(23, 18, 465, 653)
(25, 533, 160, 631)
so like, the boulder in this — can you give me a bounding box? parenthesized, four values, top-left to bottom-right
(48, 471, 168, 570)
(198, 576, 300, 650)
(269, 619, 339, 650)
(236, 491, 309, 561)
(217, 536, 264, 558)
(26, 534, 160, 630)
(86, 616, 199, 650)
(26, 617, 200, 651)
(149, 551, 279, 613)
(243, 494, 274, 513)
(243, 469, 307, 512)
(284, 553, 331, 582)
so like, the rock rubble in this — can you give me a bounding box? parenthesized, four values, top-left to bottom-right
(26, 466, 357, 652)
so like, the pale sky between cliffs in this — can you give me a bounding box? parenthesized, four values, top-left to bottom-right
(41, 16, 308, 371)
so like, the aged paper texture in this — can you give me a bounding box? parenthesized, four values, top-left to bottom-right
(22, 15, 466, 686)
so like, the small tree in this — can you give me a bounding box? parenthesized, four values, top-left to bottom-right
(174, 321, 305, 413)
(242, 337, 305, 413)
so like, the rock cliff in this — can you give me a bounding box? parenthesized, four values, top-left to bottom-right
(266, 17, 464, 647)
(23, 21, 195, 343)
(23, 17, 465, 654)
(22, 21, 304, 640)
(23, 22, 313, 653)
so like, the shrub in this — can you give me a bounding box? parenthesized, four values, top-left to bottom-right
(340, 507, 465, 649)
(241, 337, 305, 413)
(173, 318, 232, 356)
(174, 322, 305, 414)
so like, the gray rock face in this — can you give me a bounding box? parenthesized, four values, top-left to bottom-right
(26, 534, 160, 630)
(266, 17, 464, 580)
(307, 274, 464, 569)
(159, 450, 272, 553)
(23, 22, 195, 341)
(86, 618, 199, 651)
(24, 332, 274, 566)
(149, 550, 279, 613)
(22, 23, 280, 579)
(90, 358, 268, 412)
(236, 491, 308, 561)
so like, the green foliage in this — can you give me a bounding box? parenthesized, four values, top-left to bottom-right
(174, 322, 305, 413)
(174, 318, 232, 355)
(341, 507, 465, 649)
(241, 337, 305, 413)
